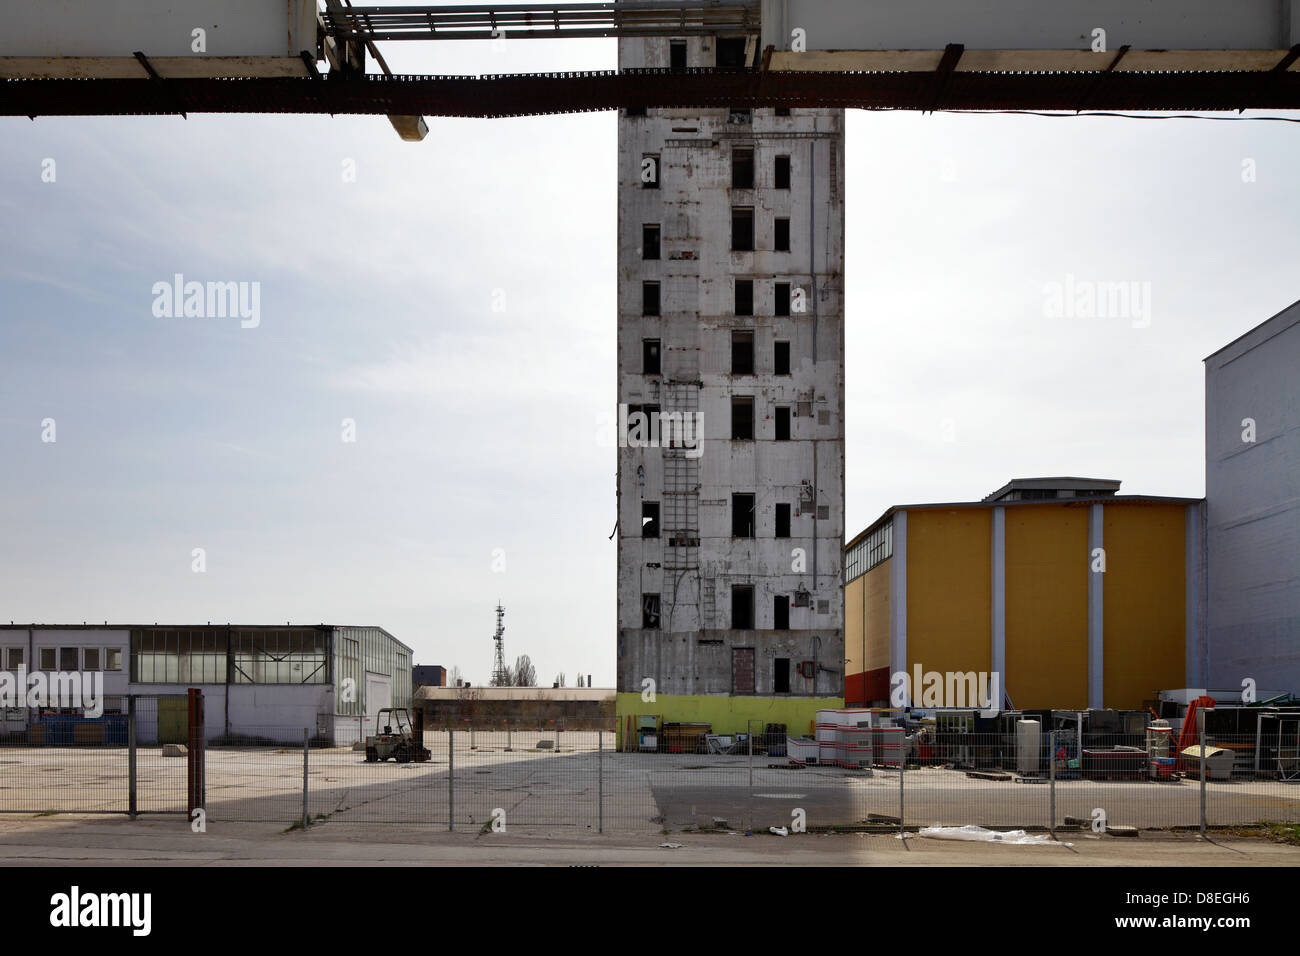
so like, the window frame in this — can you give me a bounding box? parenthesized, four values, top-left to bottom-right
(730, 206, 754, 252)
(730, 396, 754, 440)
(641, 153, 660, 188)
(774, 155, 791, 190)
(641, 501, 661, 539)
(642, 338, 661, 375)
(642, 280, 660, 316)
(731, 146, 755, 190)
(774, 406, 791, 441)
(731, 492, 756, 537)
(774, 341, 791, 376)
(774, 217, 790, 252)
(731, 330, 754, 375)
(641, 223, 660, 260)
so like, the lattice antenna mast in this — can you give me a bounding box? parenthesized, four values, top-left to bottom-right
(490, 603, 508, 685)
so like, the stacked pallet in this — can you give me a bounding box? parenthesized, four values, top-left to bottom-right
(787, 709, 876, 767)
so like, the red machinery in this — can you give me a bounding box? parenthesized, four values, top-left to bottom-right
(1175, 695, 1216, 771)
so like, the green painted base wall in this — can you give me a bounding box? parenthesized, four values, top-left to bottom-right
(614, 693, 844, 746)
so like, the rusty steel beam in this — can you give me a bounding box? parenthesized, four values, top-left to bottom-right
(4, 67, 1300, 119)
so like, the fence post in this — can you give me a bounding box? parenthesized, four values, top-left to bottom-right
(127, 695, 137, 820)
(1048, 730, 1056, 837)
(186, 688, 205, 822)
(748, 720, 754, 834)
(1199, 723, 1207, 840)
(302, 728, 309, 829)
(448, 728, 455, 832)
(506, 721, 512, 753)
(899, 755, 905, 837)
(598, 730, 604, 835)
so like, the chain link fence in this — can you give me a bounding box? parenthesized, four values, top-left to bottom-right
(2, 705, 1297, 835)
(0, 697, 187, 815)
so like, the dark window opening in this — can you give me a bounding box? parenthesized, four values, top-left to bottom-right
(774, 654, 791, 689)
(774, 341, 791, 375)
(641, 502, 660, 538)
(775, 155, 791, 190)
(731, 207, 754, 251)
(732, 147, 754, 189)
(731, 493, 755, 537)
(731, 397, 754, 440)
(717, 37, 748, 69)
(642, 153, 660, 188)
(642, 281, 660, 316)
(60, 647, 79, 670)
(642, 338, 661, 375)
(642, 223, 660, 260)
(626, 403, 660, 436)
(775, 406, 791, 441)
(731, 585, 754, 629)
(775, 107, 791, 116)
(775, 282, 791, 317)
(731, 330, 754, 375)
(642, 594, 661, 629)
(734, 278, 753, 316)
(670, 40, 687, 72)
(775, 217, 790, 252)
(775, 503, 791, 538)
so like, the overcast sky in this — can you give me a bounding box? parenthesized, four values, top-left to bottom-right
(2, 16, 1298, 686)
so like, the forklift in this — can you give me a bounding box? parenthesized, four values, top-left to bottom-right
(364, 708, 432, 763)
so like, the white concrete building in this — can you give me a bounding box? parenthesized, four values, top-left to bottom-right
(614, 29, 846, 734)
(0, 624, 411, 744)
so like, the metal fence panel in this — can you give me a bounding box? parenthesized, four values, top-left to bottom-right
(4, 712, 1299, 832)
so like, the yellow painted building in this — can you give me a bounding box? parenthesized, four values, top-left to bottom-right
(844, 478, 1200, 711)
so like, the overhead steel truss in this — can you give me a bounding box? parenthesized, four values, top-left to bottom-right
(4, 58, 1300, 119)
(3, 0, 1300, 117)
(320, 2, 761, 42)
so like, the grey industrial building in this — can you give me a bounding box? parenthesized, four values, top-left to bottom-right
(1204, 299, 1300, 695)
(614, 27, 846, 735)
(0, 624, 411, 744)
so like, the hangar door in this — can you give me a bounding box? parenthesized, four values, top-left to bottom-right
(365, 673, 392, 718)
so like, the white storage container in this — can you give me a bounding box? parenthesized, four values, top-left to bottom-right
(1016, 719, 1041, 773)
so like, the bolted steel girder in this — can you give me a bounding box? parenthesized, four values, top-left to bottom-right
(4, 67, 1300, 118)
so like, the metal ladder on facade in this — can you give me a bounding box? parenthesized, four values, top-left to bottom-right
(700, 576, 716, 629)
(661, 382, 700, 573)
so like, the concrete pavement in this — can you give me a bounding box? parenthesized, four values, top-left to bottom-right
(1, 816, 1298, 866)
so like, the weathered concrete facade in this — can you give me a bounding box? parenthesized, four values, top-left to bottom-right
(615, 30, 845, 729)
(1205, 299, 1300, 695)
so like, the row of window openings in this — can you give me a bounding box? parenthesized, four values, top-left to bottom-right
(641, 589, 799, 633)
(3, 647, 123, 671)
(641, 218, 790, 262)
(627, 397, 797, 442)
(642, 279, 797, 316)
(641, 496, 803, 540)
(641, 154, 791, 195)
(641, 336, 790, 376)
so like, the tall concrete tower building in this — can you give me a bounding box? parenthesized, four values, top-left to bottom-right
(615, 29, 845, 741)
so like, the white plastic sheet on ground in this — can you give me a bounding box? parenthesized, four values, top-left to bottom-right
(917, 825, 1070, 846)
